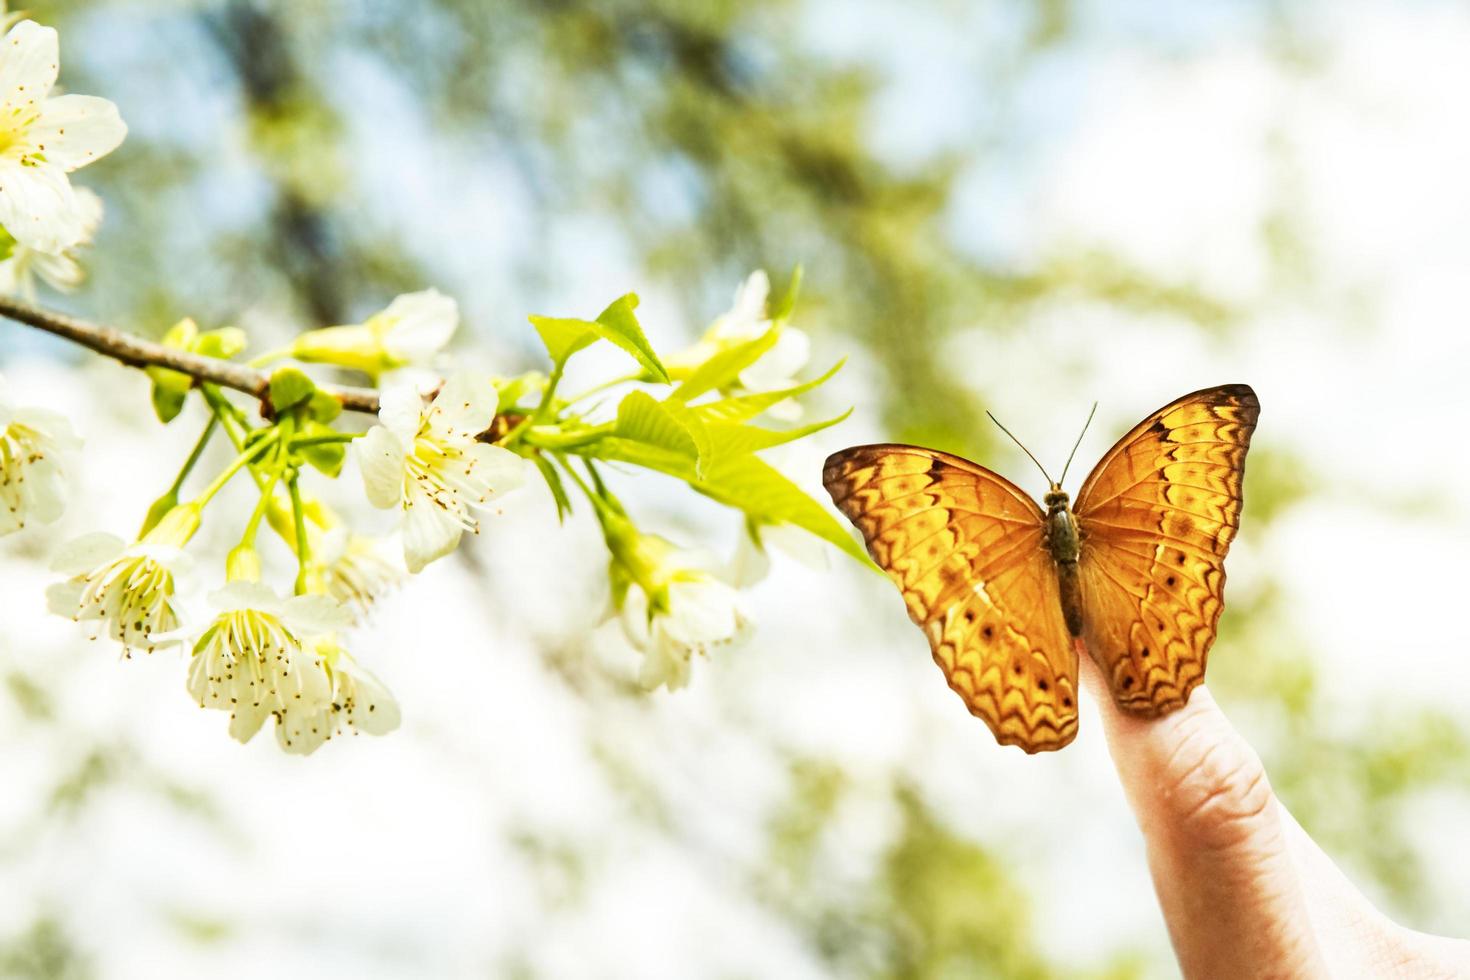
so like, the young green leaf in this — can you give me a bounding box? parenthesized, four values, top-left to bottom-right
(703, 408, 852, 458)
(268, 367, 317, 413)
(668, 328, 779, 405)
(146, 367, 190, 423)
(297, 427, 346, 477)
(527, 294, 668, 381)
(769, 264, 803, 323)
(528, 315, 599, 366)
(694, 454, 871, 564)
(580, 428, 870, 565)
(691, 359, 845, 425)
(615, 390, 699, 456)
(595, 294, 668, 383)
(533, 454, 573, 523)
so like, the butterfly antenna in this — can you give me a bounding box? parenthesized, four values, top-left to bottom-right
(1057, 401, 1099, 488)
(986, 411, 1054, 485)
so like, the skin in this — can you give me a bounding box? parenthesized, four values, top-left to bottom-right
(1078, 654, 1470, 979)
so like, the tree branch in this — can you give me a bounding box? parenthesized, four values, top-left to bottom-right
(0, 295, 381, 414)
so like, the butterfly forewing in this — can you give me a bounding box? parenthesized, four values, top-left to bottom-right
(823, 445, 1080, 753)
(1074, 384, 1259, 717)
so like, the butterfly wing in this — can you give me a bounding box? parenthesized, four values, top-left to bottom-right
(1074, 384, 1259, 717)
(823, 444, 1080, 752)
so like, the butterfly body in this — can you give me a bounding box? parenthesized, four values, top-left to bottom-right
(823, 383, 1259, 754)
(1042, 487, 1086, 636)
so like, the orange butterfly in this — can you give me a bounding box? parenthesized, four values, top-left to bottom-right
(822, 384, 1259, 753)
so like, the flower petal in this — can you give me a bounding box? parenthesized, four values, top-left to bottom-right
(0, 160, 83, 251)
(16, 406, 82, 449)
(0, 22, 58, 114)
(208, 580, 283, 615)
(381, 288, 457, 362)
(29, 94, 126, 172)
(44, 578, 83, 618)
(281, 593, 351, 634)
(228, 698, 271, 744)
(466, 442, 526, 496)
(344, 667, 400, 735)
(275, 705, 331, 756)
(401, 488, 462, 573)
(49, 531, 122, 574)
(426, 371, 497, 442)
(376, 382, 423, 439)
(356, 425, 405, 509)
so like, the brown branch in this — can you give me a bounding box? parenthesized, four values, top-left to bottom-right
(0, 295, 382, 414)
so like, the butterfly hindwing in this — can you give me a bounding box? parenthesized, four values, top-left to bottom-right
(823, 445, 1080, 752)
(1074, 384, 1259, 717)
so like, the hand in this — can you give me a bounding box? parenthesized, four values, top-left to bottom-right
(1078, 656, 1470, 980)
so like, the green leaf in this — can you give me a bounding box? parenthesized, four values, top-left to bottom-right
(614, 390, 698, 456)
(268, 367, 316, 413)
(306, 388, 342, 423)
(528, 315, 598, 366)
(296, 423, 345, 477)
(146, 368, 189, 423)
(586, 436, 700, 480)
(495, 371, 547, 410)
(695, 454, 870, 564)
(704, 408, 852, 458)
(583, 430, 869, 565)
(770, 264, 803, 322)
(668, 328, 779, 405)
(533, 454, 573, 523)
(594, 294, 668, 383)
(527, 294, 668, 382)
(193, 327, 247, 360)
(691, 359, 845, 425)
(161, 318, 200, 350)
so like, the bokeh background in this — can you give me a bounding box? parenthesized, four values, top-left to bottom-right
(2, 1, 1469, 977)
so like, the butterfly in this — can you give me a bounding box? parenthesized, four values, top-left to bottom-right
(822, 384, 1259, 754)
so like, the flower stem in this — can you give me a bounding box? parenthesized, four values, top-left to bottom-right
(520, 421, 615, 451)
(562, 371, 641, 408)
(192, 431, 281, 508)
(240, 445, 286, 548)
(289, 432, 361, 449)
(287, 466, 311, 595)
(168, 416, 218, 498)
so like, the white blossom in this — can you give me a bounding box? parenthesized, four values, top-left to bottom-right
(46, 505, 199, 655)
(621, 571, 751, 692)
(272, 635, 401, 755)
(356, 372, 524, 573)
(291, 288, 458, 384)
(728, 520, 830, 588)
(0, 185, 101, 297)
(0, 371, 78, 534)
(315, 526, 403, 619)
(672, 270, 810, 420)
(0, 20, 126, 252)
(183, 582, 348, 744)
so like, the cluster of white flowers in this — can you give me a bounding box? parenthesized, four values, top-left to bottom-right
(0, 19, 124, 296)
(0, 0, 833, 761)
(181, 582, 398, 754)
